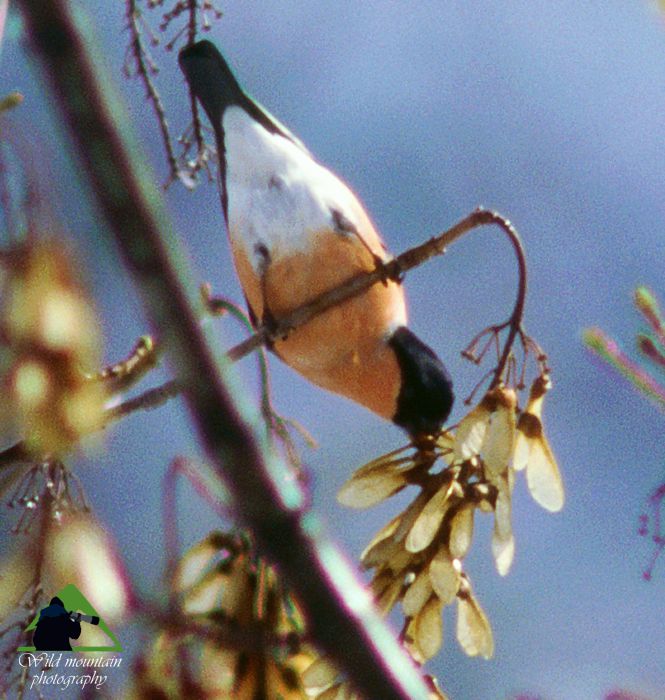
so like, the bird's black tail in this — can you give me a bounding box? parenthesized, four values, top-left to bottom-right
(178, 40, 244, 126)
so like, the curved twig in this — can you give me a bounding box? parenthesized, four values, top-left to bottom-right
(482, 212, 527, 389)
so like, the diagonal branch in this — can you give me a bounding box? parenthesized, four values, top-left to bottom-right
(226, 208, 525, 365)
(17, 2, 432, 698)
(0, 206, 524, 465)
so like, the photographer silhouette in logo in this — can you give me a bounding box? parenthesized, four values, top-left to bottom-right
(32, 596, 82, 651)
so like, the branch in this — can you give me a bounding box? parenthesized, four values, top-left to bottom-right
(17, 2, 432, 698)
(0, 211, 525, 481)
(485, 214, 527, 388)
(126, 0, 180, 184)
(227, 208, 523, 362)
(105, 377, 181, 422)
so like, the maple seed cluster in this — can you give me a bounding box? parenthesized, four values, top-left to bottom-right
(337, 374, 563, 663)
(0, 240, 105, 455)
(128, 532, 313, 699)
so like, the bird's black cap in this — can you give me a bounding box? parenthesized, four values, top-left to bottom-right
(179, 40, 296, 140)
(389, 326, 454, 439)
(178, 40, 244, 125)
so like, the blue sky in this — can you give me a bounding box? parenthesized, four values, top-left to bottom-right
(3, 2, 665, 698)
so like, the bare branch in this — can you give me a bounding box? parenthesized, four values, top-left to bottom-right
(227, 208, 525, 364)
(105, 377, 181, 422)
(126, 0, 180, 185)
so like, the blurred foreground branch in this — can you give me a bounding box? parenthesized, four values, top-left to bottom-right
(17, 1, 432, 697)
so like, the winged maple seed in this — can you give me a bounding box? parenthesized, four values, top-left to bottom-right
(338, 373, 562, 665)
(513, 375, 564, 512)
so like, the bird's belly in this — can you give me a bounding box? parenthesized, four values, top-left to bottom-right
(230, 229, 406, 417)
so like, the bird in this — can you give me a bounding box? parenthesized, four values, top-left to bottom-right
(178, 40, 454, 440)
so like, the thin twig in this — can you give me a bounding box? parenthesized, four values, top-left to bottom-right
(185, 0, 206, 161)
(126, 0, 180, 185)
(162, 454, 230, 586)
(162, 455, 183, 589)
(104, 377, 181, 422)
(638, 334, 665, 372)
(89, 334, 159, 392)
(483, 214, 527, 389)
(227, 208, 524, 363)
(202, 286, 313, 469)
(585, 328, 665, 408)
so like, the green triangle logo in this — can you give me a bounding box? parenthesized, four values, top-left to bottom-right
(18, 584, 122, 652)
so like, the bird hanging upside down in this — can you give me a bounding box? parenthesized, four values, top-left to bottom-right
(179, 40, 454, 439)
